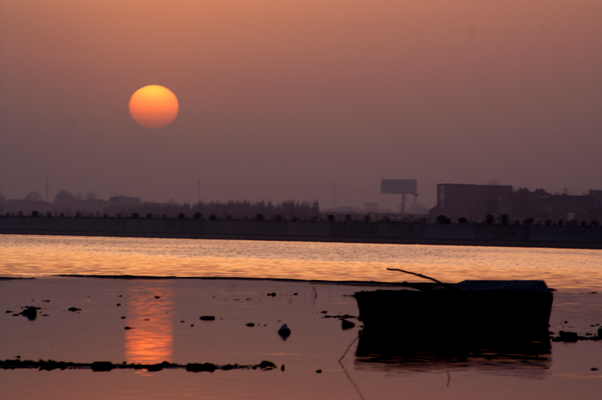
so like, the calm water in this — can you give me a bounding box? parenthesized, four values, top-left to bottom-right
(1, 234, 601, 399)
(2, 234, 602, 290)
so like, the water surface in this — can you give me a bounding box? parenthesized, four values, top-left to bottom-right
(1, 234, 601, 399)
(2, 234, 602, 290)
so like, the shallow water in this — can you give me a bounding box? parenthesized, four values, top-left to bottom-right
(1, 234, 601, 399)
(1, 277, 601, 400)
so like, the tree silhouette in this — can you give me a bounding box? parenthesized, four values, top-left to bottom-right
(436, 215, 451, 224)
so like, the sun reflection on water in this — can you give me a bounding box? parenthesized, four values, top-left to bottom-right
(124, 282, 174, 373)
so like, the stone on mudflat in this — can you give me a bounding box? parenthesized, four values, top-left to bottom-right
(21, 306, 39, 320)
(91, 361, 114, 372)
(278, 324, 291, 340)
(186, 363, 217, 373)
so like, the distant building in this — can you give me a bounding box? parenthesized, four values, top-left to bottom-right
(429, 184, 513, 220)
(109, 196, 141, 207)
(514, 189, 601, 222)
(5, 199, 52, 214)
(588, 190, 602, 222)
(430, 184, 602, 223)
(589, 190, 602, 212)
(363, 203, 378, 213)
(543, 193, 590, 221)
(510, 188, 551, 220)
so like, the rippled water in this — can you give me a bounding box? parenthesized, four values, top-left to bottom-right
(2, 234, 602, 290)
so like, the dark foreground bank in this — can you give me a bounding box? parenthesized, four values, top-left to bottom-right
(2, 216, 602, 249)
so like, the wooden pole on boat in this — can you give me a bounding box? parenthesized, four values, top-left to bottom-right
(386, 268, 444, 284)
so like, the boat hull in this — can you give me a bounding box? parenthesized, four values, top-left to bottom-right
(354, 280, 553, 355)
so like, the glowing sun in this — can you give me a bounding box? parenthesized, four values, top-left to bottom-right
(129, 85, 179, 129)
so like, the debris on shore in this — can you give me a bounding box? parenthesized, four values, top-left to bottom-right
(0, 359, 281, 373)
(553, 329, 602, 342)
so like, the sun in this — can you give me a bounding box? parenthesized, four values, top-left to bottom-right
(129, 85, 179, 129)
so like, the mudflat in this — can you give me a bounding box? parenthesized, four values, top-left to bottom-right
(1, 277, 601, 399)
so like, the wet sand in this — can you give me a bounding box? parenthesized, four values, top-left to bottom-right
(1, 277, 601, 399)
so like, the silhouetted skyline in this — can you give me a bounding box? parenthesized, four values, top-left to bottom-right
(1, 1, 601, 210)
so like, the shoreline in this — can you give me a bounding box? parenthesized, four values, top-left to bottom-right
(0, 274, 408, 288)
(2, 216, 602, 249)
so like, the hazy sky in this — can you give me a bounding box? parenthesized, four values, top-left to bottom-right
(1, 1, 601, 211)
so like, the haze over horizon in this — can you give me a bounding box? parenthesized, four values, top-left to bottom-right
(1, 1, 601, 211)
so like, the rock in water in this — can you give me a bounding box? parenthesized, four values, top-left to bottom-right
(278, 324, 291, 340)
(21, 307, 39, 321)
(258, 361, 276, 370)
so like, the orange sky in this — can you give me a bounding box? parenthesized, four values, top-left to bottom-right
(1, 1, 601, 210)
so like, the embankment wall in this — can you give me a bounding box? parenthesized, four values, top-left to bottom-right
(2, 216, 602, 249)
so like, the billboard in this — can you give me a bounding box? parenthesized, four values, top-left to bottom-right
(380, 179, 417, 194)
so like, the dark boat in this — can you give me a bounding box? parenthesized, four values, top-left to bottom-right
(354, 270, 554, 357)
